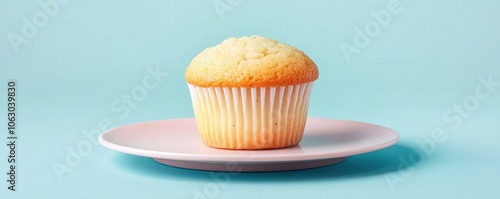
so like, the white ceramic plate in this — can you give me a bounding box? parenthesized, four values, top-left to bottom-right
(99, 118, 399, 172)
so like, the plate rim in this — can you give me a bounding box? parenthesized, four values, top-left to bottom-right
(98, 118, 399, 163)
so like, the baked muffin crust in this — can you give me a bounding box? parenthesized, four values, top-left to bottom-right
(185, 36, 319, 87)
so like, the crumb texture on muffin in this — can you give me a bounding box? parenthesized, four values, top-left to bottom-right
(185, 36, 319, 87)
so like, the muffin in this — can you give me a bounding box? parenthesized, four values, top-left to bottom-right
(185, 35, 319, 150)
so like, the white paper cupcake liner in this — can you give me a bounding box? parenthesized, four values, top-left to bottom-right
(188, 82, 314, 149)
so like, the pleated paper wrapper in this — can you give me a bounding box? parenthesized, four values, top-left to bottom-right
(188, 82, 314, 150)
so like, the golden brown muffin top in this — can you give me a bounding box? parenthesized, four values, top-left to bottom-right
(185, 36, 319, 87)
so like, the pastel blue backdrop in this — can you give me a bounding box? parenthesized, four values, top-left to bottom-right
(1, 0, 499, 198)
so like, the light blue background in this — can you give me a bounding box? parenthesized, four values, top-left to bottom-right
(1, 0, 499, 198)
